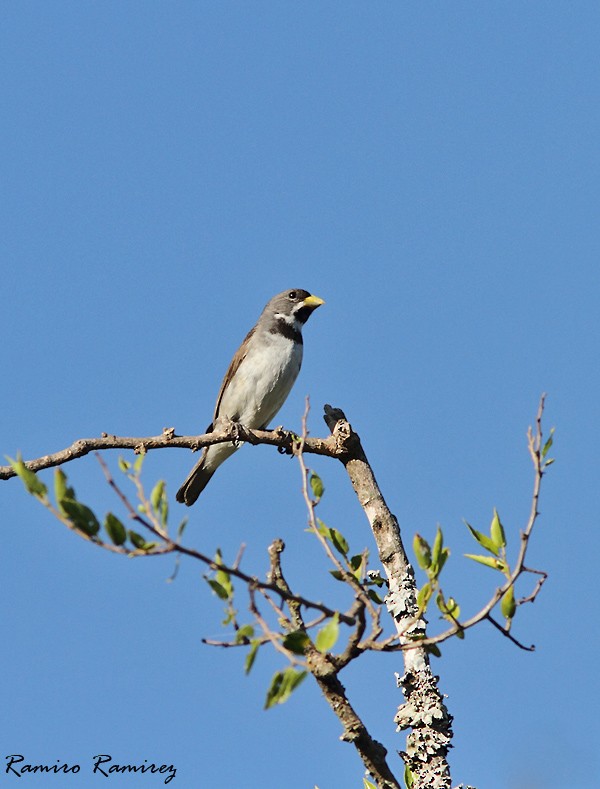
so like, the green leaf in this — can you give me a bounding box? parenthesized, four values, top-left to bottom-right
(244, 640, 261, 674)
(464, 553, 507, 572)
(490, 509, 506, 549)
(364, 779, 378, 789)
(315, 518, 330, 538)
(329, 570, 344, 581)
(309, 472, 324, 501)
(104, 513, 127, 545)
(417, 582, 432, 611)
(315, 613, 339, 654)
(541, 427, 555, 459)
(133, 451, 145, 473)
(403, 764, 415, 789)
(128, 529, 148, 550)
(215, 570, 233, 599)
(211, 549, 233, 597)
(53, 468, 75, 511)
(425, 643, 442, 658)
(431, 526, 444, 572)
(234, 624, 254, 643)
(8, 454, 48, 498)
(464, 520, 500, 556)
(176, 517, 188, 539)
(282, 630, 310, 655)
(118, 456, 131, 473)
(329, 528, 349, 556)
(207, 579, 230, 600)
(264, 667, 307, 709)
(501, 585, 517, 620)
(150, 480, 165, 511)
(544, 457, 555, 467)
(437, 593, 460, 620)
(436, 547, 450, 575)
(60, 498, 100, 535)
(367, 589, 385, 605)
(349, 554, 364, 577)
(413, 533, 432, 570)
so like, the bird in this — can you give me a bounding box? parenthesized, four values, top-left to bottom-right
(176, 289, 324, 506)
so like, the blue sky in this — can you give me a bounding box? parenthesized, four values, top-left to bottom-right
(2, 3, 599, 788)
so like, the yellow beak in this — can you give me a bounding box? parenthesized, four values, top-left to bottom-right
(303, 294, 325, 308)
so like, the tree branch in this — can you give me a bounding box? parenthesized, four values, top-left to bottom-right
(0, 424, 336, 480)
(321, 405, 453, 789)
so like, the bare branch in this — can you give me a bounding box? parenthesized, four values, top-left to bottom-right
(0, 425, 337, 480)
(484, 615, 535, 652)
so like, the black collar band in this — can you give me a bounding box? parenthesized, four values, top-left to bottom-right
(271, 318, 303, 344)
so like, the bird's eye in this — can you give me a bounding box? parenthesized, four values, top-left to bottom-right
(288, 291, 297, 300)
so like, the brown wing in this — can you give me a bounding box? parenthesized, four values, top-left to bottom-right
(211, 325, 255, 424)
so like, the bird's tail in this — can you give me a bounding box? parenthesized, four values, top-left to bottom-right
(175, 450, 215, 506)
(175, 442, 239, 506)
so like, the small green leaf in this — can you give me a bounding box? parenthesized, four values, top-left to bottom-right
(282, 630, 310, 655)
(234, 624, 254, 643)
(431, 526, 444, 572)
(404, 764, 415, 789)
(133, 451, 145, 473)
(367, 588, 385, 605)
(54, 468, 75, 511)
(413, 534, 432, 570)
(541, 427, 555, 459)
(150, 480, 165, 511)
(436, 546, 450, 575)
(329, 570, 344, 581)
(425, 643, 442, 658)
(544, 457, 555, 467)
(128, 530, 148, 549)
(315, 518, 330, 538)
(490, 509, 506, 549)
(8, 454, 48, 498)
(176, 517, 188, 539)
(60, 499, 100, 535)
(244, 640, 261, 674)
(464, 521, 500, 556)
(264, 668, 307, 709)
(349, 554, 364, 577)
(437, 592, 460, 620)
(417, 582, 432, 611)
(309, 472, 324, 501)
(215, 570, 233, 599)
(329, 527, 349, 556)
(104, 513, 127, 545)
(118, 456, 131, 473)
(207, 579, 230, 600)
(364, 779, 378, 789)
(315, 613, 339, 654)
(501, 585, 517, 620)
(464, 553, 507, 572)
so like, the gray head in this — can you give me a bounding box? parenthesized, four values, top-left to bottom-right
(260, 289, 325, 338)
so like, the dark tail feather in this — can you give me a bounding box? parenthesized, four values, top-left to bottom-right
(175, 452, 215, 506)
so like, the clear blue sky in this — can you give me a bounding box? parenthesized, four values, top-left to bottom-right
(2, 3, 599, 788)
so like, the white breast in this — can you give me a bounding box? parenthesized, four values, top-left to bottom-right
(218, 332, 303, 429)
